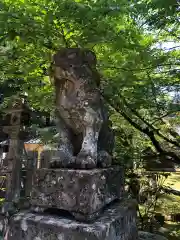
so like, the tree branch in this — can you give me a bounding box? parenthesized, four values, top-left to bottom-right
(102, 93, 180, 163)
(60, 24, 70, 48)
(99, 63, 180, 72)
(118, 93, 180, 148)
(151, 110, 180, 124)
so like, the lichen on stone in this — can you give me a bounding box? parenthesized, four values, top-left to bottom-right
(21, 219, 28, 231)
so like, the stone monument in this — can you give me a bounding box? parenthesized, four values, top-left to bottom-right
(7, 48, 138, 239)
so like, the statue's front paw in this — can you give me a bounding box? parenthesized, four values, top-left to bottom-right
(97, 151, 112, 168)
(76, 151, 97, 169)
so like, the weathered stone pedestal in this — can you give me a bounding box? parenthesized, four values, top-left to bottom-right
(31, 167, 124, 221)
(7, 200, 138, 240)
(7, 166, 138, 239)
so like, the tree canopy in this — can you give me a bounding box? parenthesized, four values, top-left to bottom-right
(0, 0, 179, 165)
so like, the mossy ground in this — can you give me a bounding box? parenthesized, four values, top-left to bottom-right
(156, 173, 180, 240)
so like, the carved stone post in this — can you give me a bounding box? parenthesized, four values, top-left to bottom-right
(25, 150, 38, 198)
(2, 99, 24, 214)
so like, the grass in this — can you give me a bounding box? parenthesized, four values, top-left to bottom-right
(163, 222, 180, 240)
(155, 173, 180, 240)
(164, 173, 180, 191)
(138, 172, 180, 239)
(156, 194, 180, 215)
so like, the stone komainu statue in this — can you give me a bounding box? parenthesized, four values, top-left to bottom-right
(50, 48, 114, 169)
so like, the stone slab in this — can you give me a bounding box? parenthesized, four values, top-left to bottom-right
(31, 167, 124, 221)
(7, 200, 138, 240)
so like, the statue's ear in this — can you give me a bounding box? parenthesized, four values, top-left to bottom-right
(84, 50, 97, 66)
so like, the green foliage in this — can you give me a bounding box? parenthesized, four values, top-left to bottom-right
(0, 3, 179, 238)
(0, 0, 179, 164)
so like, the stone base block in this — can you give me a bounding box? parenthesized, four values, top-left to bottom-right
(8, 200, 138, 240)
(31, 167, 124, 221)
